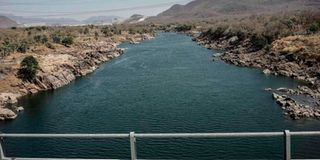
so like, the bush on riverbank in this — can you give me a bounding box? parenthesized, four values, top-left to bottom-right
(250, 33, 268, 51)
(175, 24, 193, 32)
(18, 56, 40, 81)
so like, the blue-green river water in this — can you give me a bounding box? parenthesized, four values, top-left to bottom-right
(1, 32, 320, 159)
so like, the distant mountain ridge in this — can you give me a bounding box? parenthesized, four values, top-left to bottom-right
(0, 14, 123, 26)
(82, 15, 122, 24)
(0, 16, 17, 28)
(123, 14, 147, 24)
(148, 0, 320, 22)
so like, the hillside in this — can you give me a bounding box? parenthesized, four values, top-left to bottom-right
(123, 14, 147, 24)
(0, 16, 17, 28)
(148, 0, 320, 22)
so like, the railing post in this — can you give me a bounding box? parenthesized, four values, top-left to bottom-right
(130, 132, 137, 160)
(0, 137, 5, 160)
(284, 130, 291, 160)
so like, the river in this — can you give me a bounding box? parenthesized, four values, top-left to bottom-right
(1, 32, 320, 159)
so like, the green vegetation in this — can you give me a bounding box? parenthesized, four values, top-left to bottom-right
(175, 24, 193, 32)
(18, 56, 40, 81)
(308, 22, 320, 33)
(198, 11, 320, 52)
(61, 36, 74, 47)
(50, 32, 62, 43)
(83, 27, 90, 34)
(0, 40, 15, 57)
(250, 34, 268, 50)
(34, 35, 48, 44)
(0, 24, 155, 59)
(16, 40, 30, 53)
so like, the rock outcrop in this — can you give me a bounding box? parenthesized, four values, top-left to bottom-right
(272, 92, 320, 120)
(0, 93, 21, 120)
(196, 33, 320, 120)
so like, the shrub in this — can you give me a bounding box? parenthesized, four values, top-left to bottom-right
(308, 23, 319, 33)
(283, 19, 295, 29)
(0, 41, 15, 57)
(236, 30, 247, 41)
(18, 56, 40, 81)
(83, 27, 89, 34)
(205, 27, 226, 40)
(50, 32, 62, 43)
(94, 32, 99, 40)
(101, 27, 113, 37)
(16, 40, 29, 53)
(175, 24, 193, 32)
(34, 35, 48, 44)
(250, 34, 268, 51)
(129, 28, 136, 34)
(45, 42, 55, 49)
(111, 27, 122, 35)
(61, 36, 74, 47)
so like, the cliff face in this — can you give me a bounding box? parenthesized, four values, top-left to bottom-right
(20, 42, 123, 93)
(0, 33, 154, 120)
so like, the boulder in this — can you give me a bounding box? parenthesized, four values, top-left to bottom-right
(264, 88, 272, 91)
(228, 36, 239, 44)
(263, 69, 272, 75)
(314, 112, 320, 118)
(0, 93, 20, 104)
(16, 106, 24, 112)
(0, 108, 17, 120)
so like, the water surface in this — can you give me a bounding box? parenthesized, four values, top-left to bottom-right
(1, 33, 320, 159)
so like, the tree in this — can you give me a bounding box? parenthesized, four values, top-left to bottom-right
(18, 56, 40, 81)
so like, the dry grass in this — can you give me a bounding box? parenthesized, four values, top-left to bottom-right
(272, 34, 320, 60)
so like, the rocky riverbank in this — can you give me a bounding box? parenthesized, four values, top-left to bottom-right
(0, 33, 154, 120)
(195, 33, 320, 120)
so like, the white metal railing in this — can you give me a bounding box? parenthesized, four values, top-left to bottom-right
(0, 130, 320, 160)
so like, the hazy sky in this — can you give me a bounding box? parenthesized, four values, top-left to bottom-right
(0, 0, 192, 20)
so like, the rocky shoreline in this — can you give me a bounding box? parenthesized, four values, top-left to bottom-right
(0, 33, 154, 120)
(194, 33, 320, 120)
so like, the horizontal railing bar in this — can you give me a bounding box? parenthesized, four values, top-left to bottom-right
(1, 131, 320, 139)
(0, 134, 129, 138)
(290, 131, 320, 136)
(135, 132, 284, 138)
(6, 158, 121, 160)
